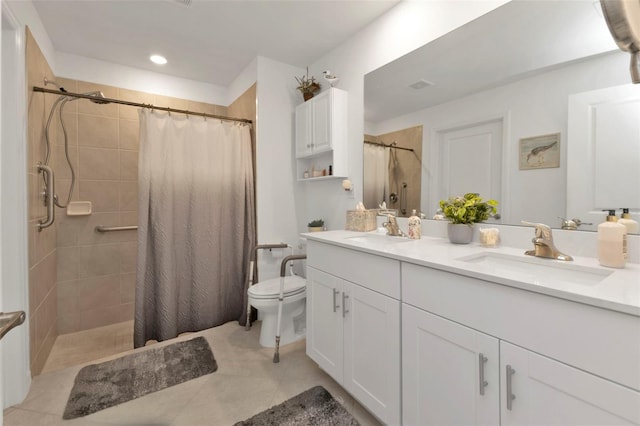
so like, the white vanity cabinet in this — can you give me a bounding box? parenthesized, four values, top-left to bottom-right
(500, 341, 640, 425)
(402, 304, 500, 425)
(295, 88, 348, 180)
(402, 262, 640, 426)
(306, 241, 401, 425)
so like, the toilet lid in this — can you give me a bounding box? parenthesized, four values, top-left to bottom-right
(248, 276, 306, 299)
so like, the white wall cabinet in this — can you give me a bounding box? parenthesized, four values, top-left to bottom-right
(306, 241, 401, 425)
(295, 88, 348, 180)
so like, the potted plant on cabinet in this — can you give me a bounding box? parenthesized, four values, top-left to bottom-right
(295, 67, 321, 101)
(439, 193, 498, 244)
(307, 219, 325, 232)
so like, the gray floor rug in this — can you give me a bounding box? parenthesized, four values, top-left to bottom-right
(63, 336, 217, 419)
(234, 386, 360, 426)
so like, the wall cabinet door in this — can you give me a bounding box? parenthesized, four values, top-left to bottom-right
(500, 341, 640, 425)
(306, 267, 343, 382)
(402, 304, 500, 426)
(311, 91, 331, 153)
(344, 282, 401, 425)
(295, 100, 313, 157)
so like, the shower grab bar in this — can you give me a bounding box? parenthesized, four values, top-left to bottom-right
(37, 163, 55, 231)
(95, 225, 138, 233)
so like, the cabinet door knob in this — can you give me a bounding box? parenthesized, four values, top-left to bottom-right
(332, 288, 340, 313)
(306, 144, 311, 148)
(506, 365, 516, 410)
(479, 353, 488, 395)
(342, 292, 349, 317)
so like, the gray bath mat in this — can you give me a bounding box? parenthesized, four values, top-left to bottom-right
(234, 386, 360, 426)
(63, 336, 217, 419)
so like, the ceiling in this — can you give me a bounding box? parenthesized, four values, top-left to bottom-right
(31, 0, 400, 87)
(365, 0, 621, 123)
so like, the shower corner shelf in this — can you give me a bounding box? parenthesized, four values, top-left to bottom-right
(66, 201, 92, 216)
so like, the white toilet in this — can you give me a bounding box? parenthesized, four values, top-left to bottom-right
(247, 275, 306, 348)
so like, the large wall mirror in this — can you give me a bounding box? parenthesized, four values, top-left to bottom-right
(364, 0, 640, 232)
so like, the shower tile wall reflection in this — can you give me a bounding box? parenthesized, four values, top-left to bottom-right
(54, 80, 228, 336)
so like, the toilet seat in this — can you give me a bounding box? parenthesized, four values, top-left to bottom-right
(248, 276, 306, 300)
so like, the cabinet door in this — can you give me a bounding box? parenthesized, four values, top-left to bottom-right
(500, 341, 640, 425)
(402, 305, 500, 425)
(344, 282, 401, 425)
(306, 267, 343, 382)
(312, 91, 331, 153)
(295, 100, 312, 158)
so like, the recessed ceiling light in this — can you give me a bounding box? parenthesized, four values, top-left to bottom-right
(150, 55, 167, 65)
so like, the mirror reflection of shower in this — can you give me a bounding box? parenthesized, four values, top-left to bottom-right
(363, 125, 423, 217)
(37, 78, 110, 230)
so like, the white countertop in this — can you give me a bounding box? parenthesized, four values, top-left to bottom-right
(302, 230, 640, 317)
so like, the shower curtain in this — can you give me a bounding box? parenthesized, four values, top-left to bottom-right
(134, 109, 255, 348)
(363, 144, 389, 209)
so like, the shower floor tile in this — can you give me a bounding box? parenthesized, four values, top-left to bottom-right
(41, 320, 134, 374)
(7, 321, 382, 426)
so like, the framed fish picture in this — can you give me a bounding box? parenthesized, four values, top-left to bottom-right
(519, 133, 560, 170)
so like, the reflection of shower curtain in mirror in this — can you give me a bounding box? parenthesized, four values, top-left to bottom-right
(134, 109, 256, 348)
(363, 144, 389, 209)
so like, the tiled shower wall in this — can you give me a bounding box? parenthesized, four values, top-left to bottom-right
(365, 125, 423, 217)
(54, 81, 229, 335)
(26, 29, 59, 376)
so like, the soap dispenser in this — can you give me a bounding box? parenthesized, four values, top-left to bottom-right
(407, 209, 421, 239)
(619, 208, 639, 234)
(598, 210, 627, 268)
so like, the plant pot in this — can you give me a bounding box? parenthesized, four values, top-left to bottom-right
(303, 92, 314, 101)
(447, 223, 474, 244)
(308, 226, 323, 232)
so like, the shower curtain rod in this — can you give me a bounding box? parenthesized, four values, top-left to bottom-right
(32, 86, 253, 125)
(364, 140, 414, 152)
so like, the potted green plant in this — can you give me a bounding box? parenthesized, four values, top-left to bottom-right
(439, 193, 498, 244)
(296, 67, 321, 101)
(307, 219, 325, 232)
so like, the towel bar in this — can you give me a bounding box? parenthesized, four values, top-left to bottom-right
(95, 225, 138, 233)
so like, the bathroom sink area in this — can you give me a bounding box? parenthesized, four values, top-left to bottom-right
(457, 252, 613, 286)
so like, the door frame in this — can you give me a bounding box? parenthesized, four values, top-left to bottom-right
(1, 1, 31, 408)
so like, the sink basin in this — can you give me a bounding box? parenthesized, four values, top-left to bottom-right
(457, 252, 612, 286)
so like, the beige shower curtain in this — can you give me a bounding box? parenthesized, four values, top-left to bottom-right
(134, 109, 255, 348)
(363, 144, 389, 209)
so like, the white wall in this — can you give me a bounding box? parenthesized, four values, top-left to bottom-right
(370, 50, 630, 226)
(300, 0, 509, 229)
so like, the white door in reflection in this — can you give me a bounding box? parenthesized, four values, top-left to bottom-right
(568, 84, 640, 231)
(433, 119, 503, 216)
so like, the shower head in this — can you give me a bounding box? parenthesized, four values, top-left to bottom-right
(85, 91, 110, 104)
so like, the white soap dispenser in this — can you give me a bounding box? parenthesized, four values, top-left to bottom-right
(619, 208, 639, 234)
(598, 210, 627, 268)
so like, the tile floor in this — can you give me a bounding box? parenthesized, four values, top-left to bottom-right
(5, 321, 382, 425)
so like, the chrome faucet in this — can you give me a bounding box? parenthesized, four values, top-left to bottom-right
(522, 221, 573, 261)
(383, 215, 405, 237)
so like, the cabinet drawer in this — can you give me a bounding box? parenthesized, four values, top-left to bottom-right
(308, 241, 400, 299)
(402, 262, 640, 392)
